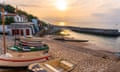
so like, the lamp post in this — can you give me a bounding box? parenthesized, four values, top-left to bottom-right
(0, 0, 6, 54)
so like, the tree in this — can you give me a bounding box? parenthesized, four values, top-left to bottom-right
(40, 21, 48, 26)
(27, 14, 37, 22)
(0, 17, 14, 25)
(18, 10, 28, 16)
(0, 4, 40, 24)
(5, 17, 14, 25)
(4, 5, 15, 13)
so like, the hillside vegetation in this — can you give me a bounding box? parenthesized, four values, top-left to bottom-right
(0, 4, 38, 25)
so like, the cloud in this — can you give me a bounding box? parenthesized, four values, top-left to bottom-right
(92, 8, 120, 24)
(6, 0, 120, 25)
(6, 0, 55, 8)
(18, 4, 40, 7)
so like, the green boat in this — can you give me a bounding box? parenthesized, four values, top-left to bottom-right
(8, 36, 49, 52)
(8, 45, 49, 52)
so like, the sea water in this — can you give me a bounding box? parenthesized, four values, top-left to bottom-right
(64, 22, 120, 52)
(68, 31, 120, 52)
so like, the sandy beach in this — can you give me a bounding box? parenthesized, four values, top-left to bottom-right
(0, 35, 120, 72)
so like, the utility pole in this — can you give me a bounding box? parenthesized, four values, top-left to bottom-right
(1, 0, 6, 54)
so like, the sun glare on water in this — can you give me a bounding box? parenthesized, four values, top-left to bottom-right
(56, 0, 67, 11)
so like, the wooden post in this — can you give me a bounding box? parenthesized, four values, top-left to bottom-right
(2, 7, 6, 54)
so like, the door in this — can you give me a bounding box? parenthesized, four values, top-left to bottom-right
(12, 29, 15, 36)
(12, 29, 20, 36)
(26, 29, 30, 35)
(20, 29, 24, 36)
(16, 29, 19, 35)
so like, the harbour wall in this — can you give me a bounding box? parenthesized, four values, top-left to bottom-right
(52, 25, 120, 37)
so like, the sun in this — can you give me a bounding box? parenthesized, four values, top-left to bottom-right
(56, 0, 67, 11)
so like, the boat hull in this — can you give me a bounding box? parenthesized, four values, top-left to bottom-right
(8, 45, 49, 52)
(28, 59, 75, 72)
(0, 55, 51, 67)
(0, 50, 51, 67)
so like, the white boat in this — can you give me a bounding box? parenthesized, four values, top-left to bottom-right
(28, 58, 75, 72)
(0, 51, 51, 67)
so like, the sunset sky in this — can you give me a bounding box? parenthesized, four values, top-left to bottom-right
(5, 0, 120, 26)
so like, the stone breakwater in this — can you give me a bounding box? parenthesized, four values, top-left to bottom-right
(52, 25, 120, 36)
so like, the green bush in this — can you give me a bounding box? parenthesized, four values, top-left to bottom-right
(0, 4, 38, 23)
(0, 17, 14, 25)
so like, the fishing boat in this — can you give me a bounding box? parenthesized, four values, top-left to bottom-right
(0, 51, 51, 67)
(0, 3, 51, 67)
(8, 38, 49, 52)
(8, 44, 49, 52)
(19, 36, 43, 42)
(54, 37, 88, 42)
(28, 58, 75, 72)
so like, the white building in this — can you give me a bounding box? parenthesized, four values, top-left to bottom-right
(0, 11, 39, 36)
(8, 22, 35, 37)
(14, 14, 28, 22)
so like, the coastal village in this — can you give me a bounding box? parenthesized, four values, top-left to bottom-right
(0, 4, 120, 72)
(0, 7, 43, 36)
